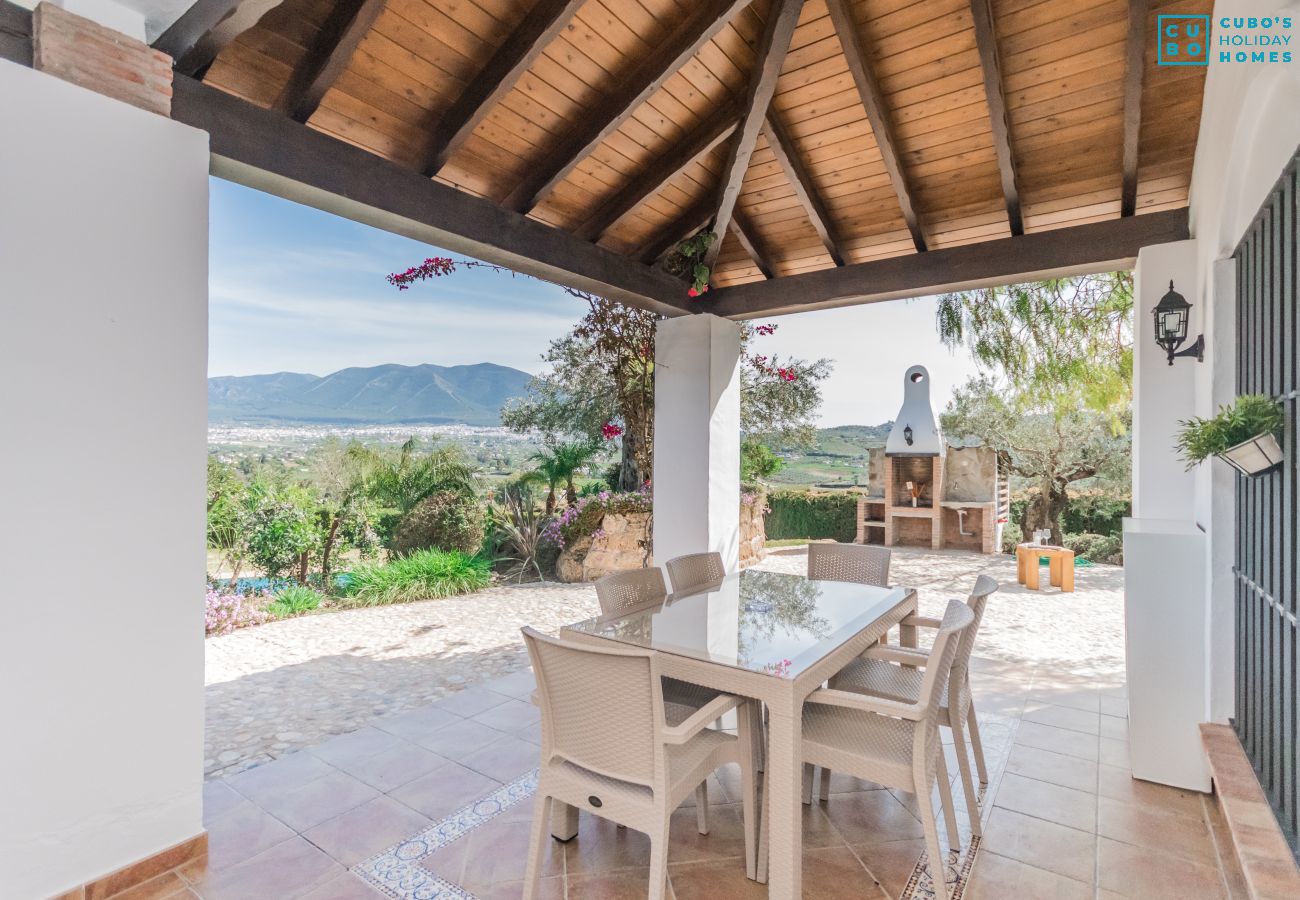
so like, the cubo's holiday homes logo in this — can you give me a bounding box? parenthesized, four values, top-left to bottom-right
(1158, 14, 1210, 65)
(1157, 14, 1295, 65)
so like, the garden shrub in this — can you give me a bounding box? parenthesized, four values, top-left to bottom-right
(1001, 521, 1022, 553)
(1061, 493, 1130, 538)
(341, 548, 492, 606)
(1063, 532, 1124, 565)
(266, 584, 325, 618)
(205, 587, 270, 636)
(390, 490, 486, 556)
(765, 490, 857, 542)
(244, 491, 318, 579)
(541, 487, 652, 550)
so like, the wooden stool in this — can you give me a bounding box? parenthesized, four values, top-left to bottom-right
(1016, 544, 1075, 592)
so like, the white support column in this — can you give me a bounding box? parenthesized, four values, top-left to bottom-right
(0, 60, 209, 897)
(1133, 239, 1201, 521)
(652, 313, 742, 571)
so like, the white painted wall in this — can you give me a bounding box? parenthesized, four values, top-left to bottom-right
(1181, 0, 1300, 723)
(0, 60, 209, 898)
(1132, 240, 1201, 521)
(651, 314, 742, 572)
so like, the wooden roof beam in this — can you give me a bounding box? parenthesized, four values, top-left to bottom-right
(504, 0, 753, 214)
(730, 209, 775, 279)
(636, 194, 716, 264)
(421, 0, 587, 176)
(574, 108, 741, 243)
(170, 74, 693, 318)
(824, 0, 926, 252)
(695, 209, 1190, 318)
(1121, 0, 1149, 216)
(763, 110, 845, 265)
(273, 0, 386, 123)
(968, 0, 1023, 236)
(701, 0, 804, 271)
(153, 0, 286, 77)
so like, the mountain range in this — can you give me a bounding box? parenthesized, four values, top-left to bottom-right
(208, 362, 533, 426)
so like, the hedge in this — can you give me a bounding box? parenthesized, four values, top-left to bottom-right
(765, 490, 857, 542)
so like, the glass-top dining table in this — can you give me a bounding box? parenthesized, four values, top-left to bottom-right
(559, 568, 918, 897)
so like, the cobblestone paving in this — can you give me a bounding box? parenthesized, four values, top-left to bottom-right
(205, 545, 1123, 779)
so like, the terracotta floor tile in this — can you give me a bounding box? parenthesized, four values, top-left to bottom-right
(459, 734, 541, 782)
(563, 812, 652, 875)
(667, 801, 754, 865)
(296, 871, 388, 899)
(473, 876, 564, 899)
(201, 798, 296, 870)
(109, 871, 189, 900)
(457, 813, 565, 890)
(407, 716, 510, 761)
(1005, 744, 1098, 793)
(470, 697, 542, 732)
(188, 835, 344, 900)
(307, 726, 450, 792)
(983, 807, 1097, 884)
(303, 795, 431, 866)
(225, 751, 337, 806)
(1021, 703, 1101, 735)
(851, 837, 926, 898)
(387, 761, 502, 821)
(964, 851, 1093, 900)
(1099, 737, 1130, 768)
(992, 773, 1097, 833)
(1013, 721, 1100, 761)
(567, 868, 663, 899)
(667, 860, 768, 899)
(1097, 764, 1206, 820)
(1096, 837, 1227, 899)
(434, 686, 515, 718)
(1097, 796, 1217, 864)
(820, 788, 924, 845)
(371, 704, 463, 744)
(253, 768, 381, 833)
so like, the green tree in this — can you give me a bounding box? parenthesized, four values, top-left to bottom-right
(936, 272, 1133, 418)
(526, 440, 600, 511)
(741, 438, 785, 483)
(306, 438, 379, 584)
(941, 376, 1130, 544)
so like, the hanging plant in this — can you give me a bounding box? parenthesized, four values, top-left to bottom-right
(661, 230, 716, 298)
(1176, 394, 1285, 475)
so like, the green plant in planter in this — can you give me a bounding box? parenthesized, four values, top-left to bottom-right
(1175, 394, 1284, 470)
(662, 231, 717, 297)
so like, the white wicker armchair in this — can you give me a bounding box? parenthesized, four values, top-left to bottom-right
(664, 551, 726, 594)
(824, 575, 999, 837)
(521, 627, 758, 900)
(594, 567, 668, 615)
(807, 542, 891, 586)
(763, 599, 975, 900)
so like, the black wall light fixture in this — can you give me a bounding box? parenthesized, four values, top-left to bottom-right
(1153, 280, 1205, 365)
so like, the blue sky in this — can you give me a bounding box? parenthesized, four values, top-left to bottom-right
(209, 177, 980, 425)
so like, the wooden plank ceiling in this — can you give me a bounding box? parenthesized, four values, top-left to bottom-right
(188, 0, 1208, 291)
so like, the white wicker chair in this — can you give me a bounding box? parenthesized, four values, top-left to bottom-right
(521, 627, 758, 900)
(807, 542, 891, 586)
(594, 567, 668, 614)
(763, 600, 975, 900)
(664, 551, 726, 594)
(822, 575, 999, 837)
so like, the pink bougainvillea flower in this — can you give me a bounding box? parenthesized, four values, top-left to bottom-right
(601, 422, 624, 440)
(754, 323, 777, 336)
(687, 287, 699, 298)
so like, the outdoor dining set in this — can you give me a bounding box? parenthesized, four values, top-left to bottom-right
(519, 544, 999, 900)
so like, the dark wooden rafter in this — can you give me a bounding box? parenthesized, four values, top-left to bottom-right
(169, 74, 692, 316)
(729, 209, 775, 278)
(636, 194, 716, 264)
(421, 0, 586, 176)
(824, 0, 926, 252)
(1120, 0, 1149, 216)
(701, 0, 804, 271)
(967, 0, 1023, 236)
(696, 208, 1190, 317)
(763, 110, 845, 265)
(503, 0, 753, 214)
(273, 0, 386, 122)
(154, 0, 286, 77)
(574, 108, 741, 243)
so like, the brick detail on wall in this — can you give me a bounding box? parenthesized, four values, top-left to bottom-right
(32, 2, 172, 116)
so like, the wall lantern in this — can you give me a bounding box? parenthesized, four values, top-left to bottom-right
(1153, 280, 1205, 365)
(903, 425, 914, 446)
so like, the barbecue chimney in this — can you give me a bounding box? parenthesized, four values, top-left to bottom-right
(885, 365, 945, 457)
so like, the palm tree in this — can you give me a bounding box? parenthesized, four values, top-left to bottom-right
(528, 441, 600, 511)
(348, 437, 474, 513)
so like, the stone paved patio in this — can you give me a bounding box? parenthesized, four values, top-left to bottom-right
(205, 545, 1125, 779)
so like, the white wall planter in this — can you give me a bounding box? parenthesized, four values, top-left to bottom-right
(1122, 518, 1211, 792)
(1218, 432, 1284, 476)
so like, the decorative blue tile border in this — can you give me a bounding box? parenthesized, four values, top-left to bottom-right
(352, 769, 539, 900)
